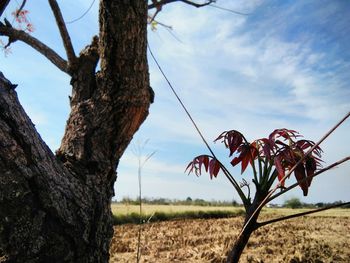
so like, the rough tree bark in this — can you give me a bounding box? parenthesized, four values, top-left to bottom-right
(0, 0, 219, 261)
(0, 1, 152, 262)
(226, 191, 266, 263)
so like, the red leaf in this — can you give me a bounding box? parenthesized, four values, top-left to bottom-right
(209, 159, 221, 179)
(214, 131, 226, 144)
(296, 139, 323, 158)
(187, 155, 221, 180)
(241, 153, 250, 174)
(185, 155, 211, 176)
(294, 164, 308, 196)
(275, 140, 288, 147)
(215, 130, 244, 157)
(185, 161, 194, 175)
(274, 157, 285, 186)
(269, 128, 300, 144)
(229, 135, 243, 157)
(197, 155, 209, 174)
(249, 142, 259, 163)
(230, 143, 258, 174)
(230, 157, 241, 167)
(305, 156, 317, 187)
(258, 138, 273, 159)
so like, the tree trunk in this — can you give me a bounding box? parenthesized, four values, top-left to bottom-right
(226, 192, 265, 263)
(226, 216, 257, 263)
(0, 1, 152, 262)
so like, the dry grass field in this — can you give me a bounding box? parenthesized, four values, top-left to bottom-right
(111, 203, 243, 216)
(110, 206, 350, 262)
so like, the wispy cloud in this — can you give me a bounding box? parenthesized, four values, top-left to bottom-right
(138, 0, 350, 202)
(2, 0, 348, 203)
(149, 0, 349, 131)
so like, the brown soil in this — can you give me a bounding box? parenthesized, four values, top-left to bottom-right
(110, 216, 350, 262)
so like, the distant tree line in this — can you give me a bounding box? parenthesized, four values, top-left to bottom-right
(283, 198, 350, 209)
(115, 196, 350, 209)
(116, 196, 239, 206)
(313, 200, 350, 208)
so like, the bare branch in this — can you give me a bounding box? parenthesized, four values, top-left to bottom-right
(268, 156, 350, 202)
(48, 0, 76, 67)
(148, 0, 215, 9)
(0, 0, 11, 18)
(0, 24, 69, 73)
(255, 201, 350, 229)
(148, 2, 162, 22)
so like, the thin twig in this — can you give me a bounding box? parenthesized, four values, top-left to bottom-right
(236, 111, 350, 244)
(136, 153, 142, 263)
(268, 156, 350, 202)
(148, 15, 184, 43)
(48, 0, 76, 65)
(146, 212, 156, 223)
(149, 8, 162, 22)
(255, 201, 350, 229)
(133, 139, 155, 263)
(148, 0, 215, 9)
(148, 16, 173, 30)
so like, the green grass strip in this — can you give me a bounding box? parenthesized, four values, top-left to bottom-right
(113, 209, 245, 225)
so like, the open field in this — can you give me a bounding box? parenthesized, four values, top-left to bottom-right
(111, 203, 243, 216)
(110, 206, 350, 262)
(112, 204, 350, 218)
(111, 204, 245, 224)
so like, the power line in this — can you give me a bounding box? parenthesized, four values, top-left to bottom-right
(147, 43, 241, 189)
(209, 4, 250, 16)
(147, 43, 216, 159)
(65, 0, 96, 24)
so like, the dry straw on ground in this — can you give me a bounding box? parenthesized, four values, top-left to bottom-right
(110, 215, 350, 263)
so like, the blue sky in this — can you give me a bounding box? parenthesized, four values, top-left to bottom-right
(1, 0, 349, 204)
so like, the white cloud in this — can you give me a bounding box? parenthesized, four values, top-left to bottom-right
(2, 1, 348, 203)
(149, 2, 349, 132)
(137, 1, 350, 203)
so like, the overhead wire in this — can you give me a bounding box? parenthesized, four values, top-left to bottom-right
(65, 0, 96, 24)
(147, 43, 216, 158)
(147, 42, 242, 191)
(209, 4, 250, 16)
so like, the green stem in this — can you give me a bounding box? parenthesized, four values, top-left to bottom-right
(250, 157, 258, 187)
(261, 159, 273, 191)
(220, 164, 250, 209)
(266, 169, 279, 191)
(258, 157, 263, 184)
